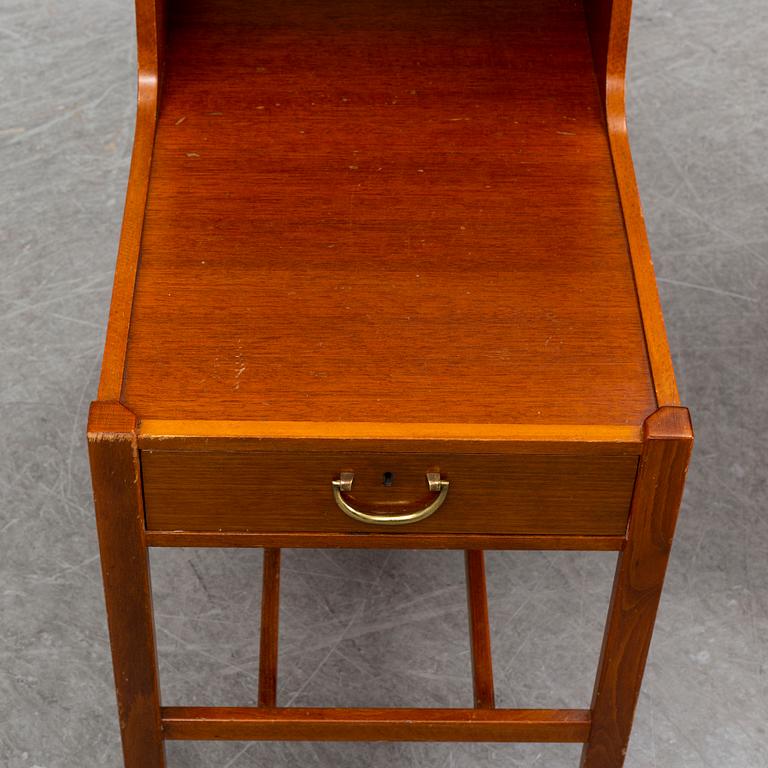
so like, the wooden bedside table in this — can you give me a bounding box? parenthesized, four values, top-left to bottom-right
(88, 1, 693, 766)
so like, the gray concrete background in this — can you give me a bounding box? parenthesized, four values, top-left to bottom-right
(1, 0, 766, 766)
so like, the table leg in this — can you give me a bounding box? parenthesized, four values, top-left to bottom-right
(581, 407, 693, 767)
(258, 548, 281, 707)
(88, 402, 165, 768)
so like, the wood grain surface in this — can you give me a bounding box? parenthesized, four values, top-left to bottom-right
(141, 449, 638, 535)
(87, 402, 165, 767)
(257, 548, 281, 708)
(88, 0, 693, 764)
(144, 530, 626, 551)
(136, 420, 643, 455)
(465, 550, 496, 709)
(161, 706, 591, 742)
(96, 1, 165, 400)
(582, 407, 693, 767)
(584, 0, 680, 405)
(120, 0, 657, 427)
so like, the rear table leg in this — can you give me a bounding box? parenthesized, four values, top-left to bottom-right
(465, 550, 495, 709)
(258, 548, 281, 707)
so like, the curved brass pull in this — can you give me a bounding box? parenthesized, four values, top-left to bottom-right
(332, 471, 449, 526)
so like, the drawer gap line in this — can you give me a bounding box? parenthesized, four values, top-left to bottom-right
(144, 531, 626, 551)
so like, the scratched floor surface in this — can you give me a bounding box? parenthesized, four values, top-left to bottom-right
(1, 1, 766, 766)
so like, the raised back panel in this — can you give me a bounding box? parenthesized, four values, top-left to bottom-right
(583, 0, 631, 105)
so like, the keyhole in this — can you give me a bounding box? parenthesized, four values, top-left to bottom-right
(382, 471, 394, 487)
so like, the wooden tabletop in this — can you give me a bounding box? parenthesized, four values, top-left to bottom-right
(119, 0, 657, 428)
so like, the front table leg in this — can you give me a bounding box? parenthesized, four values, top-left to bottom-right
(88, 401, 165, 768)
(581, 407, 693, 767)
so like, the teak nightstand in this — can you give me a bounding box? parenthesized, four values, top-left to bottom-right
(88, 1, 693, 766)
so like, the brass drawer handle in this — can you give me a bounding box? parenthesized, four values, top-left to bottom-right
(332, 471, 449, 526)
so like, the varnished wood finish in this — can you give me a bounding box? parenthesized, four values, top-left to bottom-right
(582, 407, 693, 767)
(257, 549, 281, 708)
(584, 0, 679, 405)
(119, 0, 656, 428)
(583, 0, 613, 106)
(87, 402, 165, 768)
(135, 0, 165, 81)
(90, 0, 692, 764)
(465, 551, 495, 709)
(161, 706, 591, 743)
(141, 451, 638, 535)
(97, 1, 165, 400)
(144, 530, 627, 551)
(137, 421, 643, 455)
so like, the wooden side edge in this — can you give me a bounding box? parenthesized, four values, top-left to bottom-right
(97, 1, 166, 400)
(136, 420, 643, 455)
(583, 0, 615, 106)
(584, 0, 680, 406)
(161, 706, 591, 743)
(135, 0, 166, 81)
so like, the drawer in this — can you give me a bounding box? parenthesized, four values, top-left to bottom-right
(141, 451, 638, 536)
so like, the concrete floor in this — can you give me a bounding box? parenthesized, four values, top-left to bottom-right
(1, 0, 766, 766)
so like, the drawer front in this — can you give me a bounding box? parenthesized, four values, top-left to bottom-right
(141, 451, 637, 536)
